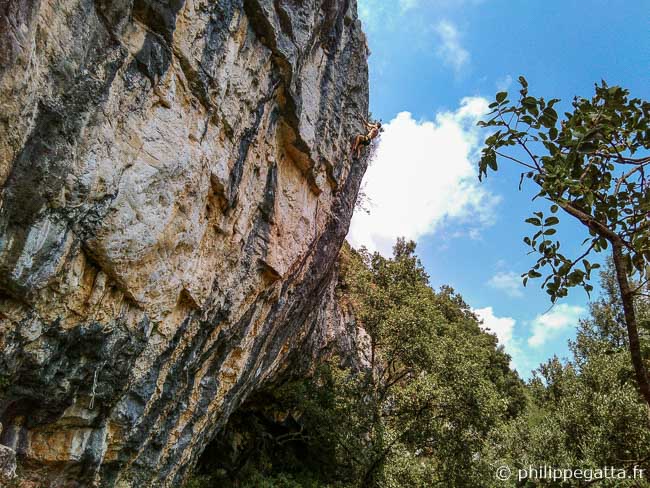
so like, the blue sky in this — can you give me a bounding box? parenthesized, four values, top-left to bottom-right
(349, 0, 650, 378)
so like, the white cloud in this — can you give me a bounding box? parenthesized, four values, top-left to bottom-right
(358, 0, 386, 31)
(348, 97, 499, 255)
(434, 20, 470, 73)
(474, 306, 516, 348)
(473, 306, 526, 372)
(488, 271, 524, 298)
(528, 304, 586, 348)
(399, 0, 420, 12)
(359, 0, 488, 32)
(358, 0, 402, 32)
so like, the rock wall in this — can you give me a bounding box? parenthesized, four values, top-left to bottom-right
(0, 0, 369, 485)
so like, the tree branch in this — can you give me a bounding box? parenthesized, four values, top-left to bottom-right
(495, 151, 537, 170)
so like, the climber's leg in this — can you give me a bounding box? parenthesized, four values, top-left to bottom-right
(357, 135, 371, 158)
(352, 135, 370, 159)
(351, 135, 362, 155)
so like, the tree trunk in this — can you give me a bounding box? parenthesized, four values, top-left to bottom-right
(612, 243, 650, 407)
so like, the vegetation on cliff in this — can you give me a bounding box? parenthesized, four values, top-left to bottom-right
(188, 241, 524, 486)
(188, 246, 650, 488)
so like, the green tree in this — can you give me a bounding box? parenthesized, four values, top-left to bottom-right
(484, 261, 650, 487)
(188, 241, 527, 488)
(296, 240, 526, 487)
(477, 79, 650, 405)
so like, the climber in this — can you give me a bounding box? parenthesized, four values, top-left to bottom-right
(351, 117, 382, 159)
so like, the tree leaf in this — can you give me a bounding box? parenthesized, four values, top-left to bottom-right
(544, 217, 559, 226)
(525, 217, 542, 226)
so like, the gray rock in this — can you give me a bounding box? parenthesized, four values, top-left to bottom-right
(0, 444, 17, 481)
(0, 0, 369, 486)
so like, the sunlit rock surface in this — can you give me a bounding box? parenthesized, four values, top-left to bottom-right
(0, 0, 369, 485)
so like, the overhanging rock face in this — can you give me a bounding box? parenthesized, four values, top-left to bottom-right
(0, 0, 369, 485)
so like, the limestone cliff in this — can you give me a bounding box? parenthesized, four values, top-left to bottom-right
(0, 0, 369, 485)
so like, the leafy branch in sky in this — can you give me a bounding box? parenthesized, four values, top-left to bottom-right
(477, 78, 650, 405)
